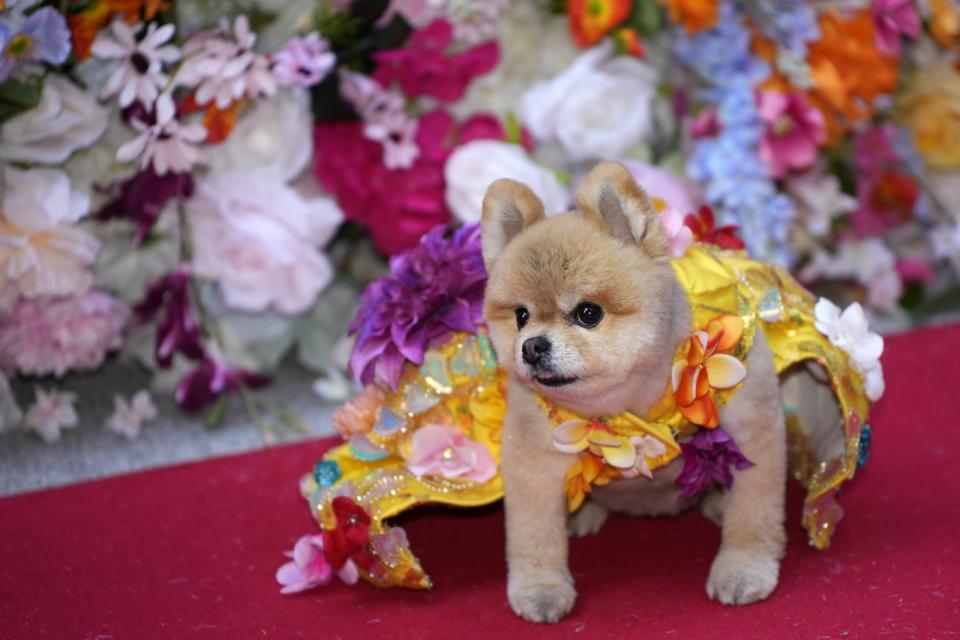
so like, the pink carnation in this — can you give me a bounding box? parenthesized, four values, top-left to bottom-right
(0, 290, 128, 377)
(313, 108, 504, 256)
(757, 91, 825, 179)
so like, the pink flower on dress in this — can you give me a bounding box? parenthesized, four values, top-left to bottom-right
(872, 0, 921, 55)
(272, 33, 335, 87)
(407, 423, 496, 483)
(0, 290, 128, 377)
(276, 533, 358, 594)
(757, 91, 826, 179)
(659, 206, 694, 258)
(23, 387, 78, 443)
(105, 390, 158, 438)
(373, 18, 498, 102)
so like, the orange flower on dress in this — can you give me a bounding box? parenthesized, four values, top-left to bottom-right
(567, 0, 632, 48)
(332, 385, 387, 439)
(660, 0, 719, 34)
(671, 315, 746, 428)
(565, 452, 616, 511)
(805, 10, 899, 145)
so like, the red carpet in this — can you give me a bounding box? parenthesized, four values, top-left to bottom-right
(1, 324, 958, 639)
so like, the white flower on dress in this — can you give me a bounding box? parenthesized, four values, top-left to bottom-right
(105, 390, 158, 438)
(814, 298, 885, 401)
(0, 75, 108, 165)
(444, 140, 569, 224)
(0, 167, 98, 310)
(177, 15, 277, 109)
(24, 387, 79, 443)
(520, 41, 658, 162)
(92, 20, 180, 108)
(116, 93, 206, 175)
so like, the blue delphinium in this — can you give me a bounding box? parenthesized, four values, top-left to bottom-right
(674, 1, 796, 264)
(735, 0, 820, 57)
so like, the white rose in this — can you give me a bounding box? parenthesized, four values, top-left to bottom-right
(521, 42, 658, 162)
(187, 168, 343, 315)
(203, 88, 312, 182)
(444, 140, 570, 224)
(0, 75, 108, 165)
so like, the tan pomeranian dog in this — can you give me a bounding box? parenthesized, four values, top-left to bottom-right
(481, 162, 839, 624)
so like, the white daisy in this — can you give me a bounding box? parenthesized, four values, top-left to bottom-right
(177, 15, 277, 109)
(93, 20, 180, 109)
(116, 93, 207, 175)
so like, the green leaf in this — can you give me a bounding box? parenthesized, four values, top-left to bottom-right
(634, 0, 664, 38)
(277, 410, 309, 435)
(204, 395, 228, 431)
(0, 77, 44, 126)
(504, 111, 523, 146)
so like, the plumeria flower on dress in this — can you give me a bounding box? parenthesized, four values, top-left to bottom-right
(105, 390, 158, 438)
(272, 32, 335, 87)
(814, 298, 885, 401)
(407, 423, 497, 483)
(0, 6, 71, 83)
(553, 420, 640, 470)
(116, 93, 206, 175)
(620, 435, 668, 479)
(176, 15, 277, 109)
(92, 20, 180, 108)
(671, 315, 747, 428)
(23, 387, 78, 443)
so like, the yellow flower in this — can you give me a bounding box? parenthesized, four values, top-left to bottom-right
(894, 65, 960, 170)
(930, 0, 960, 48)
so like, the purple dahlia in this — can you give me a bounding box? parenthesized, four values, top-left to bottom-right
(349, 223, 487, 389)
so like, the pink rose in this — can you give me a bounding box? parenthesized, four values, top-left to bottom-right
(407, 423, 496, 483)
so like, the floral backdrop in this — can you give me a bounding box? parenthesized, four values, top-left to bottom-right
(0, 0, 958, 443)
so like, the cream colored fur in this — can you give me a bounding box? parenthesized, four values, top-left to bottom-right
(481, 162, 804, 623)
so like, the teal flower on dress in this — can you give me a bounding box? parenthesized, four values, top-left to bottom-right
(857, 424, 873, 469)
(314, 460, 342, 487)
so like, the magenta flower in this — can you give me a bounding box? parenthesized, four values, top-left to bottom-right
(134, 269, 204, 368)
(276, 533, 358, 594)
(0, 290, 128, 378)
(872, 0, 921, 55)
(174, 356, 270, 413)
(272, 33, 336, 87)
(851, 125, 919, 237)
(373, 18, 498, 102)
(675, 427, 754, 500)
(97, 167, 194, 245)
(348, 223, 486, 389)
(407, 423, 497, 483)
(757, 91, 826, 179)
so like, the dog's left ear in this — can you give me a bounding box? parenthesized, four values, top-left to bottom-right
(481, 178, 546, 271)
(575, 162, 671, 261)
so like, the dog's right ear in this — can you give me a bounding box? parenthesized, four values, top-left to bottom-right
(480, 179, 545, 271)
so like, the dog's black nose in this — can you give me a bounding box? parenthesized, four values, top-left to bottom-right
(522, 336, 551, 365)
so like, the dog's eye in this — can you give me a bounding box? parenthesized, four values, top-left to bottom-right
(573, 302, 603, 328)
(515, 307, 530, 330)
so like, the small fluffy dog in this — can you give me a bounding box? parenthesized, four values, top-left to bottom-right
(480, 162, 839, 623)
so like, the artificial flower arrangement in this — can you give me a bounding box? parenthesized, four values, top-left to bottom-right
(1, 0, 958, 444)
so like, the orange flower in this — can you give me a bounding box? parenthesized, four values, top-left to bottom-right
(202, 99, 246, 144)
(660, 0, 719, 34)
(613, 27, 646, 57)
(805, 10, 899, 145)
(567, 0, 632, 48)
(930, 0, 960, 48)
(671, 315, 746, 428)
(67, 0, 169, 61)
(565, 452, 616, 511)
(332, 385, 387, 439)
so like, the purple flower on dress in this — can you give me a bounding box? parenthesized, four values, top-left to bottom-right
(0, 7, 71, 82)
(272, 33, 335, 87)
(97, 167, 194, 245)
(675, 427, 754, 500)
(348, 223, 487, 389)
(134, 268, 204, 368)
(174, 355, 270, 413)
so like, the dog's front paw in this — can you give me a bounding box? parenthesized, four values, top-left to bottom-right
(508, 572, 576, 623)
(567, 501, 608, 537)
(706, 548, 780, 606)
